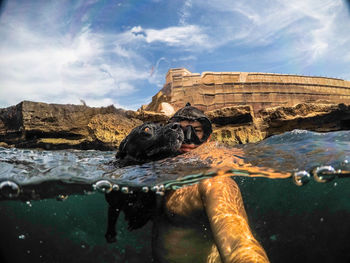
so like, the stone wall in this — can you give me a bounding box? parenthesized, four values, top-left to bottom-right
(145, 68, 350, 115)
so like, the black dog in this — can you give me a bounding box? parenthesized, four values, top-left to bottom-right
(115, 122, 184, 167)
(105, 122, 184, 243)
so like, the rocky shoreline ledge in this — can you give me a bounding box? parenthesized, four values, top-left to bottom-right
(1, 100, 350, 150)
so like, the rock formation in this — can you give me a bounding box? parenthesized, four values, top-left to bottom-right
(258, 103, 350, 136)
(1, 68, 350, 150)
(0, 101, 143, 150)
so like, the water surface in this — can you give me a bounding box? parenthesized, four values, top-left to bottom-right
(1, 130, 350, 262)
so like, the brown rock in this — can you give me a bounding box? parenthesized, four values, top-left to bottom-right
(0, 101, 142, 150)
(135, 110, 169, 123)
(88, 113, 142, 148)
(211, 125, 264, 145)
(118, 108, 169, 123)
(258, 103, 350, 136)
(206, 106, 254, 126)
(0, 142, 9, 148)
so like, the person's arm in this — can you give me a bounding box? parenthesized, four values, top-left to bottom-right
(199, 176, 269, 263)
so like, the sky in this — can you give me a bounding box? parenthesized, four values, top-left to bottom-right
(0, 0, 350, 110)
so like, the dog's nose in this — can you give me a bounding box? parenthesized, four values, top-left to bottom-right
(170, 123, 181, 130)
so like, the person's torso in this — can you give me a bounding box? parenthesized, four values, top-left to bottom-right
(152, 186, 221, 263)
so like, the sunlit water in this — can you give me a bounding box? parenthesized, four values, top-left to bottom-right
(1, 130, 350, 262)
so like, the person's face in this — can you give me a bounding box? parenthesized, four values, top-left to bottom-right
(179, 120, 204, 153)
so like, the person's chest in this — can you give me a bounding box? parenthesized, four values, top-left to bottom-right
(163, 186, 207, 222)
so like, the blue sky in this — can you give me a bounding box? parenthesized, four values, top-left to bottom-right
(0, 0, 350, 109)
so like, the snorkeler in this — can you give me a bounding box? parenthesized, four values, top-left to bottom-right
(151, 103, 270, 263)
(106, 103, 270, 262)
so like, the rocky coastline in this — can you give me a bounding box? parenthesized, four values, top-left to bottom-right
(1, 100, 350, 150)
(2, 68, 350, 150)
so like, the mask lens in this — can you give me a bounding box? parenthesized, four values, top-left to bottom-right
(182, 125, 202, 145)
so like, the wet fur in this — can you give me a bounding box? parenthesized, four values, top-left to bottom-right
(105, 122, 184, 243)
(115, 122, 184, 167)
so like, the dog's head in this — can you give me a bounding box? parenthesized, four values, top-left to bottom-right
(116, 122, 184, 167)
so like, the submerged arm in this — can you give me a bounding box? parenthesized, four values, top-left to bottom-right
(199, 176, 269, 263)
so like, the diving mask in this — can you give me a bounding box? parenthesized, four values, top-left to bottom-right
(182, 125, 202, 145)
(169, 103, 212, 145)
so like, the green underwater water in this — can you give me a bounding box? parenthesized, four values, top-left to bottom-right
(0, 193, 153, 263)
(1, 176, 350, 263)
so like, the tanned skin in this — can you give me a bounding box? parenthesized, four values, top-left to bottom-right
(178, 120, 204, 153)
(152, 121, 270, 263)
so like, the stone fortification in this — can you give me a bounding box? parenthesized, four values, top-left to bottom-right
(145, 68, 350, 115)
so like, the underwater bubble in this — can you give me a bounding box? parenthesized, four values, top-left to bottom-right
(292, 171, 311, 186)
(152, 185, 159, 192)
(313, 166, 336, 183)
(26, 201, 32, 207)
(93, 180, 113, 193)
(0, 180, 20, 198)
(112, 184, 120, 191)
(18, 234, 26, 240)
(121, 186, 129, 194)
(153, 184, 165, 195)
(142, 186, 149, 193)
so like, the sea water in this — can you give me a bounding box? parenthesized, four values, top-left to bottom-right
(0, 130, 350, 263)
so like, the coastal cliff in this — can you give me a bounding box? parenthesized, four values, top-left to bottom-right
(1, 68, 350, 150)
(1, 101, 350, 150)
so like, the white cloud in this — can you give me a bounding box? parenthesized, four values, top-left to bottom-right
(188, 0, 350, 64)
(172, 55, 197, 62)
(0, 15, 150, 108)
(146, 25, 208, 46)
(124, 24, 211, 49)
(179, 0, 192, 25)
